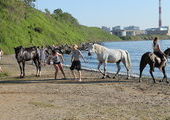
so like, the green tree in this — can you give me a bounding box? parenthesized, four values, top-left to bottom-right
(53, 9, 63, 15)
(45, 8, 50, 14)
(23, 0, 36, 7)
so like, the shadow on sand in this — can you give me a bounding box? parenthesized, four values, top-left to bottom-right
(0, 77, 132, 85)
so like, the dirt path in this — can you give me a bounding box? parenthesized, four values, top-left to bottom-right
(0, 55, 170, 120)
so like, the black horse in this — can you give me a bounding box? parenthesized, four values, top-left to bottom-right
(139, 48, 170, 83)
(14, 46, 41, 78)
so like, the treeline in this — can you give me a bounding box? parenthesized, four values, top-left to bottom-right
(120, 35, 170, 41)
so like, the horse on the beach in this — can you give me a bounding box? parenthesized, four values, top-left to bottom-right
(14, 46, 41, 78)
(87, 43, 132, 79)
(139, 48, 170, 83)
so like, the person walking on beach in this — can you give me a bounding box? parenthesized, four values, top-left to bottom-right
(0, 49, 3, 72)
(0, 49, 3, 60)
(47, 50, 66, 79)
(39, 46, 48, 66)
(153, 37, 167, 71)
(70, 44, 86, 81)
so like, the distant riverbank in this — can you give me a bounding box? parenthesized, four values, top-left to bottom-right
(120, 34, 170, 41)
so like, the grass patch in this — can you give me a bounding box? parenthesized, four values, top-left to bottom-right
(29, 101, 55, 108)
(0, 72, 8, 77)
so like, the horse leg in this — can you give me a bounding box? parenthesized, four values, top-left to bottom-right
(161, 67, 168, 83)
(122, 60, 130, 79)
(149, 69, 156, 83)
(18, 62, 23, 78)
(103, 62, 110, 79)
(139, 64, 147, 82)
(98, 62, 104, 78)
(37, 60, 41, 77)
(113, 62, 121, 79)
(33, 60, 38, 77)
(22, 62, 25, 77)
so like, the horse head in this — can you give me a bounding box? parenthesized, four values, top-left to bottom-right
(63, 44, 72, 54)
(164, 48, 170, 57)
(14, 46, 23, 55)
(87, 43, 95, 56)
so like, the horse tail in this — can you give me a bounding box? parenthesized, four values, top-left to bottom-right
(139, 52, 151, 71)
(140, 55, 145, 71)
(125, 50, 132, 70)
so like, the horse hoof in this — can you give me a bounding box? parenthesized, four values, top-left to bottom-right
(106, 75, 111, 78)
(20, 75, 24, 78)
(102, 76, 105, 79)
(36, 74, 40, 77)
(159, 80, 163, 83)
(166, 81, 169, 84)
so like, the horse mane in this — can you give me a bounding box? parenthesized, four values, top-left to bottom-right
(94, 44, 108, 53)
(164, 48, 170, 56)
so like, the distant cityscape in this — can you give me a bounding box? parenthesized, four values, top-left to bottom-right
(101, 0, 170, 37)
(101, 25, 170, 37)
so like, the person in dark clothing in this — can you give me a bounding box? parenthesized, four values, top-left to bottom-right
(70, 44, 86, 81)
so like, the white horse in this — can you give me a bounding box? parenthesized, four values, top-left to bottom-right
(87, 43, 132, 79)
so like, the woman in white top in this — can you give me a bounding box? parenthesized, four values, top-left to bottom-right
(47, 50, 66, 79)
(153, 37, 166, 71)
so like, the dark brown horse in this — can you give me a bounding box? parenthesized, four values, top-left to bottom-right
(14, 46, 41, 78)
(139, 48, 170, 83)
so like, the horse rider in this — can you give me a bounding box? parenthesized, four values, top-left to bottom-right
(153, 37, 167, 71)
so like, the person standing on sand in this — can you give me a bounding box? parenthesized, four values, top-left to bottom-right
(70, 44, 86, 81)
(153, 37, 167, 71)
(47, 50, 66, 79)
(0, 49, 3, 72)
(0, 49, 3, 60)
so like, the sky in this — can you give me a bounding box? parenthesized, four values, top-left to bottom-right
(36, 0, 170, 30)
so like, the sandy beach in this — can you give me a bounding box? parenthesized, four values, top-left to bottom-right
(0, 55, 170, 120)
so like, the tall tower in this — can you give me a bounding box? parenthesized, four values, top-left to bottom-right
(159, 0, 162, 28)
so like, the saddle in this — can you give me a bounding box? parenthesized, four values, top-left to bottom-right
(149, 53, 161, 64)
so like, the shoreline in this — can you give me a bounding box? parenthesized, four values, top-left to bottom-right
(64, 64, 157, 79)
(0, 54, 168, 81)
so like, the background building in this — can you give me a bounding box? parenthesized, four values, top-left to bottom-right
(101, 26, 111, 33)
(111, 26, 145, 37)
(146, 26, 170, 35)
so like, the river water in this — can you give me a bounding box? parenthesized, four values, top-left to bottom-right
(64, 40, 170, 78)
